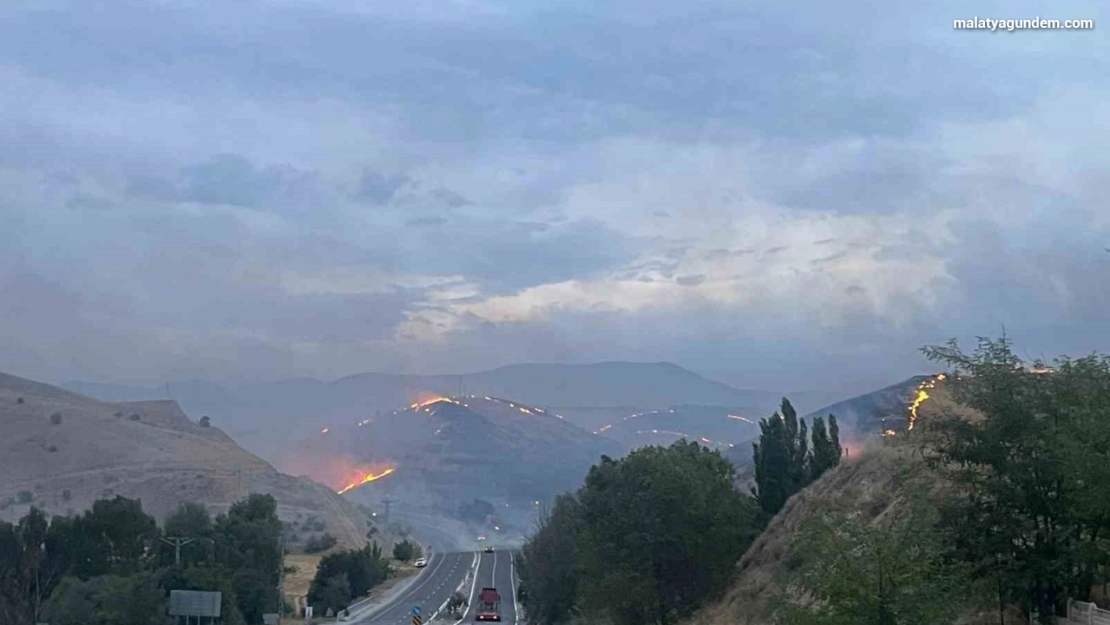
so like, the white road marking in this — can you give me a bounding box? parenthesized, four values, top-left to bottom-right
(449, 552, 481, 625)
(491, 549, 498, 586)
(509, 552, 520, 625)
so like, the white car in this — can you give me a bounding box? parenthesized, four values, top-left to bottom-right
(414, 557, 428, 568)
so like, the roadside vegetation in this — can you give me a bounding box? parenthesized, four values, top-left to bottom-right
(306, 541, 391, 616)
(519, 439, 798, 625)
(0, 493, 285, 625)
(518, 337, 1110, 625)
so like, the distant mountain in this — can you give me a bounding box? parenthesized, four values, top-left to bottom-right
(301, 395, 622, 536)
(0, 372, 372, 550)
(64, 362, 783, 462)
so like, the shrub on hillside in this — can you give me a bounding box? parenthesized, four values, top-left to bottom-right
(305, 532, 338, 554)
(392, 539, 416, 562)
(50, 412, 63, 425)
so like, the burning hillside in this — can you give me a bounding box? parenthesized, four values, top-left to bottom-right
(307, 394, 621, 516)
(337, 466, 396, 494)
(591, 405, 761, 453)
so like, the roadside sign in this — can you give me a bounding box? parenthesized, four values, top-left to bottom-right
(412, 617, 423, 625)
(169, 590, 222, 617)
(411, 606, 422, 616)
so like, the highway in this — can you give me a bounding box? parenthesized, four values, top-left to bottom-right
(354, 548, 519, 625)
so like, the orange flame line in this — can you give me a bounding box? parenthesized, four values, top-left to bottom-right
(337, 468, 396, 494)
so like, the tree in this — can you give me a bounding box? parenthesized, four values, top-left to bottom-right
(213, 494, 283, 623)
(772, 481, 985, 625)
(921, 337, 1110, 622)
(199, 416, 211, 427)
(41, 572, 169, 625)
(575, 441, 758, 625)
(68, 496, 158, 578)
(160, 502, 215, 567)
(754, 400, 844, 518)
(317, 573, 351, 614)
(0, 508, 72, 624)
(753, 399, 810, 517)
(809, 415, 843, 482)
(309, 542, 389, 607)
(517, 494, 583, 625)
(392, 539, 415, 562)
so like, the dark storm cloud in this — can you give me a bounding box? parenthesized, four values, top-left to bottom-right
(0, 0, 1107, 390)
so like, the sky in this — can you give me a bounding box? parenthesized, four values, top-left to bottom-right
(1, 0, 1107, 395)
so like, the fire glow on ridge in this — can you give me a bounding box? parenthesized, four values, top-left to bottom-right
(337, 467, 396, 495)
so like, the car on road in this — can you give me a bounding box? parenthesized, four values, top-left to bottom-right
(414, 557, 427, 568)
(483, 545, 494, 553)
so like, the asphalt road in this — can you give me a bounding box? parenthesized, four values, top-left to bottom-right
(354, 549, 519, 625)
(474, 549, 520, 624)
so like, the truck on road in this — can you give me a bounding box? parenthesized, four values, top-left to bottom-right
(476, 587, 501, 621)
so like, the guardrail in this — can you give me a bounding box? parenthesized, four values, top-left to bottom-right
(1058, 600, 1110, 625)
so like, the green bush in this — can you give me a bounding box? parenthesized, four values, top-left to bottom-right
(305, 532, 338, 554)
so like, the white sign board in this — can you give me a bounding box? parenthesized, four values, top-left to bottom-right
(169, 590, 222, 617)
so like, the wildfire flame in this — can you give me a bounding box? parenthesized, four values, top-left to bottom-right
(409, 396, 457, 411)
(908, 373, 946, 431)
(337, 467, 396, 494)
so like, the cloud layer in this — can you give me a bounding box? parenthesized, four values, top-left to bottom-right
(1, 0, 1107, 394)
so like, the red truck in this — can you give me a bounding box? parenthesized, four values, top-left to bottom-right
(476, 587, 501, 621)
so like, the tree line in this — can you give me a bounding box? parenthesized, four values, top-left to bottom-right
(0, 493, 284, 625)
(517, 418, 845, 625)
(919, 338, 1110, 623)
(769, 337, 1110, 624)
(752, 398, 842, 517)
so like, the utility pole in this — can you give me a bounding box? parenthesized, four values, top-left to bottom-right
(383, 497, 394, 526)
(160, 536, 196, 566)
(278, 532, 286, 620)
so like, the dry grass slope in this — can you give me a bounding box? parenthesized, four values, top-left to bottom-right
(0, 371, 370, 549)
(693, 381, 1021, 625)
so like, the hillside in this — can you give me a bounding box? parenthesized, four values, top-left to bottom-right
(64, 362, 782, 461)
(594, 404, 760, 455)
(802, 375, 933, 436)
(0, 371, 372, 550)
(696, 377, 1005, 625)
(295, 395, 622, 544)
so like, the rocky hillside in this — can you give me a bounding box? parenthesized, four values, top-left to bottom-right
(0, 371, 371, 550)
